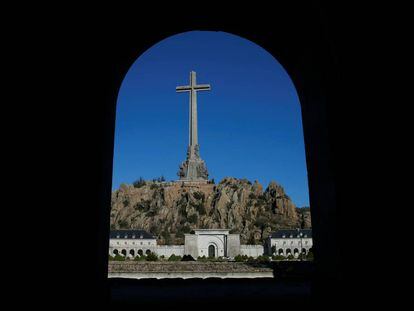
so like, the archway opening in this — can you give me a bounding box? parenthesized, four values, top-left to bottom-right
(208, 245, 216, 258)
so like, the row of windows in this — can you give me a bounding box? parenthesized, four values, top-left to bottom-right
(115, 235, 144, 239)
(280, 234, 309, 238)
(275, 241, 310, 245)
(114, 241, 153, 245)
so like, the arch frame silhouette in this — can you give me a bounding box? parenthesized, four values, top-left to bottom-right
(90, 12, 342, 305)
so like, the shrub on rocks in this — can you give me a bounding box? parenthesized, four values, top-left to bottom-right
(168, 254, 182, 261)
(181, 254, 195, 261)
(234, 255, 249, 262)
(306, 251, 314, 261)
(255, 255, 270, 263)
(133, 177, 146, 188)
(111, 254, 125, 261)
(134, 255, 146, 261)
(146, 252, 158, 261)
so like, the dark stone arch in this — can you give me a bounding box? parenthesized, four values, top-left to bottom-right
(278, 249, 284, 255)
(121, 249, 127, 257)
(113, 249, 119, 255)
(138, 249, 143, 256)
(86, 10, 342, 303)
(129, 249, 135, 256)
(286, 249, 292, 254)
(145, 249, 151, 255)
(294, 248, 299, 254)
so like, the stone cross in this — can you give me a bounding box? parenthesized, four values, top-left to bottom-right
(176, 71, 211, 181)
(176, 71, 211, 156)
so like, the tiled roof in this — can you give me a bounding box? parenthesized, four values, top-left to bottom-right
(110, 230, 156, 239)
(269, 229, 312, 239)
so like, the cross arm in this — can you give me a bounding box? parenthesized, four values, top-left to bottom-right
(194, 84, 211, 91)
(176, 86, 191, 92)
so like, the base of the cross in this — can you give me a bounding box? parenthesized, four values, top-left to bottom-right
(177, 145, 209, 181)
(177, 180, 209, 186)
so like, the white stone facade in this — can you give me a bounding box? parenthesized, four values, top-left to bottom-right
(266, 229, 313, 258)
(184, 229, 241, 259)
(109, 238, 157, 258)
(109, 230, 157, 258)
(109, 229, 314, 260)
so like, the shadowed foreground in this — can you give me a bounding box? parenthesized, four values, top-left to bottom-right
(110, 278, 311, 307)
(109, 262, 315, 307)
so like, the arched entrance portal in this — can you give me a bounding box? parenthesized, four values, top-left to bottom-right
(208, 245, 215, 258)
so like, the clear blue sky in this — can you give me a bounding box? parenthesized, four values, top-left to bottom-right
(113, 31, 310, 207)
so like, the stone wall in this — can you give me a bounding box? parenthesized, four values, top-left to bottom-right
(184, 234, 198, 258)
(227, 234, 241, 257)
(108, 261, 272, 273)
(240, 245, 264, 257)
(154, 245, 185, 257)
(107, 261, 274, 279)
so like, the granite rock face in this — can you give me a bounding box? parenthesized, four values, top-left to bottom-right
(110, 178, 311, 245)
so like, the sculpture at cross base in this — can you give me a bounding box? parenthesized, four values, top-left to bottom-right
(176, 71, 210, 181)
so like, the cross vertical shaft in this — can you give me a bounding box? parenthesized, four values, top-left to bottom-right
(176, 71, 211, 181)
(190, 71, 198, 147)
(176, 71, 211, 159)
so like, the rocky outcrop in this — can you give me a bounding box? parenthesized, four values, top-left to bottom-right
(110, 178, 311, 245)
